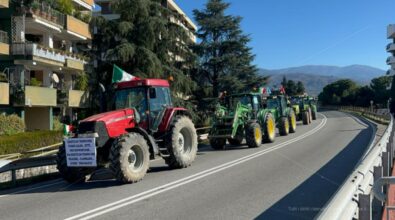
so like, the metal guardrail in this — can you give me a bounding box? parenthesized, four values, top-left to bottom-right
(0, 128, 211, 184)
(318, 112, 394, 219)
(339, 106, 391, 124)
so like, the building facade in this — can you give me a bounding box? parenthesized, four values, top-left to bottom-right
(0, 0, 94, 130)
(388, 24, 395, 76)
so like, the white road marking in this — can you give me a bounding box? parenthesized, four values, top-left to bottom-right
(65, 114, 327, 220)
(0, 179, 64, 198)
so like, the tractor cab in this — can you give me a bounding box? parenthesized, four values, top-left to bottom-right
(224, 93, 261, 113)
(266, 96, 288, 117)
(115, 79, 172, 132)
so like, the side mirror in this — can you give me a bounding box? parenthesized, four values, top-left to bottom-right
(149, 88, 157, 99)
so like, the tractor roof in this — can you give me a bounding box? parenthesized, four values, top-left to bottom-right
(116, 79, 170, 89)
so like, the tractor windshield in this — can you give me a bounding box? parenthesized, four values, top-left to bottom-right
(228, 95, 252, 108)
(267, 99, 279, 109)
(115, 87, 147, 116)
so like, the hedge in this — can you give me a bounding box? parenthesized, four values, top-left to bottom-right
(0, 131, 63, 155)
(0, 114, 25, 135)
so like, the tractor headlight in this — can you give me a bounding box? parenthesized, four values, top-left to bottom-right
(215, 109, 225, 117)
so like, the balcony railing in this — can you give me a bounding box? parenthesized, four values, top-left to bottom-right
(0, 30, 9, 55)
(66, 15, 91, 39)
(388, 24, 395, 39)
(0, 82, 9, 105)
(0, 30, 8, 44)
(387, 56, 395, 65)
(26, 1, 65, 27)
(12, 43, 66, 63)
(0, 0, 8, 8)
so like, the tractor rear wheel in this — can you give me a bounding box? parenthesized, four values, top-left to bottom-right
(279, 117, 290, 136)
(210, 138, 226, 150)
(110, 133, 150, 183)
(164, 116, 198, 168)
(302, 111, 310, 125)
(57, 143, 93, 183)
(288, 110, 297, 133)
(263, 113, 276, 143)
(312, 109, 317, 120)
(245, 122, 262, 148)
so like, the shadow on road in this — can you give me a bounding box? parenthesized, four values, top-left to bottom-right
(254, 117, 374, 220)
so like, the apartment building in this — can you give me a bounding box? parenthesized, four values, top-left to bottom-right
(0, 0, 94, 130)
(388, 24, 395, 76)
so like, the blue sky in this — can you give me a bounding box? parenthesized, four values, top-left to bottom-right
(176, 0, 395, 70)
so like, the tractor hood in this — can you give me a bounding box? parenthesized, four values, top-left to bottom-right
(81, 108, 135, 125)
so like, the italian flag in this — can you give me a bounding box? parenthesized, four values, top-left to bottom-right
(112, 65, 139, 83)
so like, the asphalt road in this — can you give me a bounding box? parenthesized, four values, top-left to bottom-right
(0, 111, 375, 220)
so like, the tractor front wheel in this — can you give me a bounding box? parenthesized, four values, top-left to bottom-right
(279, 117, 290, 136)
(210, 138, 226, 150)
(110, 133, 150, 183)
(263, 113, 276, 143)
(164, 116, 198, 168)
(57, 143, 93, 183)
(288, 110, 297, 133)
(302, 111, 310, 125)
(312, 110, 317, 120)
(245, 122, 262, 148)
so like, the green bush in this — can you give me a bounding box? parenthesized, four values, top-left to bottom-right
(0, 131, 63, 155)
(0, 114, 25, 135)
(53, 116, 63, 131)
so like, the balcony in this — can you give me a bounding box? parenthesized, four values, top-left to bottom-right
(0, 82, 9, 105)
(65, 58, 85, 71)
(0, 0, 8, 8)
(0, 30, 9, 55)
(65, 15, 91, 40)
(24, 86, 57, 107)
(387, 56, 395, 65)
(73, 0, 94, 10)
(12, 43, 65, 66)
(68, 90, 89, 108)
(387, 69, 395, 76)
(25, 2, 65, 32)
(388, 24, 395, 39)
(387, 43, 395, 53)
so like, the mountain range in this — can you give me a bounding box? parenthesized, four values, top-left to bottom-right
(259, 65, 386, 96)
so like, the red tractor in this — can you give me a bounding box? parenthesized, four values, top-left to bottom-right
(57, 79, 198, 183)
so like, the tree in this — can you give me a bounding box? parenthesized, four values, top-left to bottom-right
(286, 80, 297, 96)
(296, 81, 305, 95)
(193, 0, 265, 97)
(92, 0, 197, 109)
(390, 76, 395, 113)
(319, 79, 358, 105)
(370, 76, 392, 106)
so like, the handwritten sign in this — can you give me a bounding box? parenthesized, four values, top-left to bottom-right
(65, 138, 97, 167)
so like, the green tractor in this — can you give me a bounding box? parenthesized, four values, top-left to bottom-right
(264, 95, 297, 136)
(306, 97, 318, 120)
(291, 96, 313, 125)
(209, 93, 276, 150)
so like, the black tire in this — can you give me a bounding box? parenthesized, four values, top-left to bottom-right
(164, 116, 198, 168)
(279, 117, 290, 136)
(302, 111, 309, 125)
(288, 110, 297, 133)
(109, 133, 150, 183)
(312, 109, 317, 120)
(227, 127, 244, 146)
(228, 137, 243, 146)
(56, 143, 93, 183)
(262, 113, 276, 143)
(210, 138, 226, 150)
(245, 122, 262, 148)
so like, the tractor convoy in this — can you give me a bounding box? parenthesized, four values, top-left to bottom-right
(57, 79, 318, 184)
